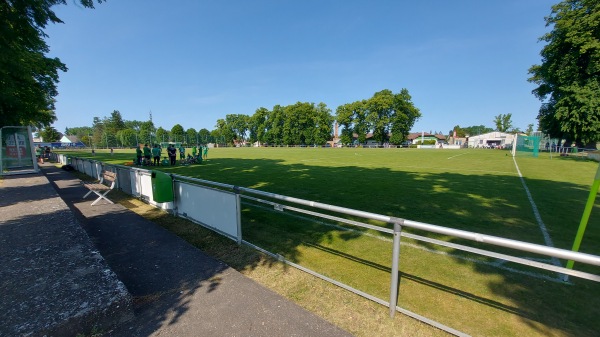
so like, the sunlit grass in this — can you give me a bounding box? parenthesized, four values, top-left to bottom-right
(58, 147, 600, 336)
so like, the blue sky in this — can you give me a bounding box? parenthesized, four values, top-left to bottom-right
(46, 0, 556, 135)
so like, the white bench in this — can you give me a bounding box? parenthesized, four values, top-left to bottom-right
(83, 170, 117, 206)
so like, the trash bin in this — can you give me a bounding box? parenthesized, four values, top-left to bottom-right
(151, 170, 174, 203)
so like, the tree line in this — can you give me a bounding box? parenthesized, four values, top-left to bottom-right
(59, 88, 422, 148)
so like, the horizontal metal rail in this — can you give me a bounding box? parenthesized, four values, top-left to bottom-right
(172, 173, 600, 269)
(240, 195, 600, 282)
(242, 240, 471, 337)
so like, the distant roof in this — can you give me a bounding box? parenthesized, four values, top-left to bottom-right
(407, 133, 446, 140)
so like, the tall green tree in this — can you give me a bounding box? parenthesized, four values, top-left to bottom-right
(493, 113, 513, 132)
(139, 121, 155, 145)
(336, 89, 420, 145)
(155, 127, 168, 143)
(186, 127, 197, 144)
(264, 105, 285, 145)
(105, 110, 126, 135)
(388, 89, 421, 144)
(528, 0, 600, 147)
(198, 128, 211, 144)
(124, 120, 143, 132)
(0, 0, 103, 128)
(170, 124, 184, 142)
(40, 125, 61, 142)
(225, 114, 249, 143)
(248, 107, 270, 144)
(64, 126, 92, 139)
(117, 129, 137, 147)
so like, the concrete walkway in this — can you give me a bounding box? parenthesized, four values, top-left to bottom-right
(0, 162, 353, 336)
(0, 168, 132, 337)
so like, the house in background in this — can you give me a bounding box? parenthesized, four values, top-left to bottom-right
(406, 133, 447, 145)
(60, 135, 86, 147)
(466, 132, 516, 149)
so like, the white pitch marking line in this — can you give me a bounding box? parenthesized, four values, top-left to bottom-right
(512, 156, 562, 267)
(447, 152, 469, 160)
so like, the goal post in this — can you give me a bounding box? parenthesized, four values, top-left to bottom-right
(0, 126, 39, 175)
(512, 134, 540, 158)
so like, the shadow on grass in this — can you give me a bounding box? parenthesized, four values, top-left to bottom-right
(154, 155, 600, 336)
(53, 152, 600, 336)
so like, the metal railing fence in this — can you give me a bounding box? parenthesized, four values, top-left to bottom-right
(52, 154, 600, 337)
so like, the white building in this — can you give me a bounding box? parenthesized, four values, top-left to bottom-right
(467, 132, 516, 149)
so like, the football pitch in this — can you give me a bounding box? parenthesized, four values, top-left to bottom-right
(62, 147, 600, 336)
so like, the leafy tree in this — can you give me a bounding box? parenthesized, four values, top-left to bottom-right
(335, 103, 356, 145)
(225, 114, 250, 142)
(170, 124, 184, 142)
(40, 125, 61, 142)
(105, 110, 126, 134)
(124, 120, 143, 132)
(0, 0, 103, 128)
(64, 126, 92, 139)
(336, 89, 420, 145)
(118, 129, 137, 147)
(198, 128, 212, 144)
(214, 119, 234, 145)
(388, 89, 421, 144)
(248, 107, 270, 144)
(493, 113, 513, 132)
(528, 0, 600, 147)
(155, 127, 168, 143)
(264, 105, 285, 145)
(186, 128, 197, 145)
(526, 123, 534, 135)
(311, 102, 333, 145)
(91, 117, 104, 148)
(450, 126, 467, 138)
(139, 121, 155, 145)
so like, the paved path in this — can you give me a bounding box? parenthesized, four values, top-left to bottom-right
(39, 162, 353, 337)
(0, 169, 132, 337)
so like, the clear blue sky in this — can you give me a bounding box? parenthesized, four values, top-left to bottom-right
(46, 0, 556, 135)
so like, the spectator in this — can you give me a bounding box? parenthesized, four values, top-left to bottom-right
(152, 144, 161, 166)
(36, 145, 44, 164)
(179, 144, 186, 160)
(203, 145, 209, 161)
(135, 144, 142, 165)
(168, 144, 177, 165)
(143, 144, 152, 165)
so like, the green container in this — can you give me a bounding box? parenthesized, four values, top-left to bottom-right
(151, 170, 174, 203)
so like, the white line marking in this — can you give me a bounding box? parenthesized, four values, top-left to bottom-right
(447, 152, 469, 160)
(512, 156, 562, 267)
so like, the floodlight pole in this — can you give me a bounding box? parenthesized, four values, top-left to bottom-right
(565, 162, 600, 278)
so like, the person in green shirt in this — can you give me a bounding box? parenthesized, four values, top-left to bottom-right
(35, 145, 44, 164)
(151, 144, 161, 166)
(192, 145, 197, 158)
(203, 145, 208, 161)
(136, 145, 143, 165)
(179, 144, 185, 160)
(143, 144, 152, 165)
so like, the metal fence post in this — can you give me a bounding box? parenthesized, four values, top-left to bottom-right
(389, 218, 403, 317)
(233, 186, 242, 245)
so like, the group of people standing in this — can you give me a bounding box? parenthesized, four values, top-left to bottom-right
(35, 145, 51, 163)
(136, 143, 208, 166)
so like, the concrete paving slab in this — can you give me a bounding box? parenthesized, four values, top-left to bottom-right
(0, 171, 133, 337)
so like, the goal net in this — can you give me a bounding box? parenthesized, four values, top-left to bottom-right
(511, 134, 540, 158)
(0, 126, 39, 175)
